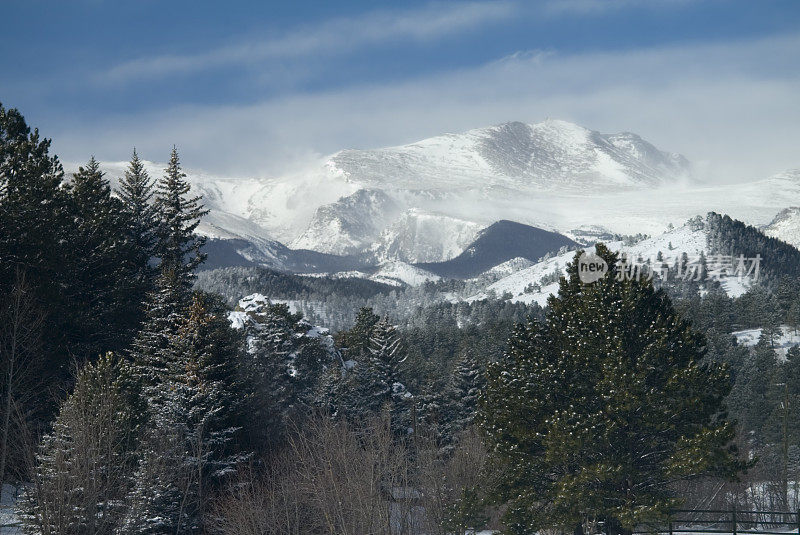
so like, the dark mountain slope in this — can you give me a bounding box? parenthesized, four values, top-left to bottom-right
(417, 220, 579, 279)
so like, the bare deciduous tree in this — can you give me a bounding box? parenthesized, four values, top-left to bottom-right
(209, 417, 494, 535)
(0, 269, 44, 493)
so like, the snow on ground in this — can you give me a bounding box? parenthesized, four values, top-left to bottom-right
(0, 484, 21, 534)
(482, 257, 536, 278)
(733, 326, 800, 358)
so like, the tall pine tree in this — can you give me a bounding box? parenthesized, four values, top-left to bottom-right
(117, 149, 158, 291)
(154, 147, 207, 297)
(21, 354, 144, 535)
(68, 157, 141, 356)
(481, 244, 746, 534)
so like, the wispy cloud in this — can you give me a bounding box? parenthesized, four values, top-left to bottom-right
(60, 32, 800, 184)
(542, 0, 697, 16)
(99, 1, 517, 84)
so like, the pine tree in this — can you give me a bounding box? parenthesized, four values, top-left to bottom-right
(68, 157, 141, 356)
(445, 349, 485, 438)
(154, 147, 208, 296)
(240, 301, 324, 450)
(117, 149, 158, 285)
(124, 294, 244, 533)
(123, 151, 226, 532)
(129, 272, 187, 389)
(481, 244, 746, 534)
(21, 354, 144, 535)
(363, 319, 412, 432)
(130, 147, 208, 387)
(0, 103, 72, 387)
(120, 384, 196, 535)
(337, 306, 380, 358)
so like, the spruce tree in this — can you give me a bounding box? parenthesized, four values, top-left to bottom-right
(239, 301, 331, 450)
(363, 318, 412, 432)
(0, 103, 72, 387)
(117, 149, 158, 287)
(443, 349, 485, 442)
(124, 294, 243, 534)
(337, 306, 380, 359)
(481, 244, 745, 534)
(124, 148, 220, 532)
(130, 147, 208, 387)
(68, 157, 141, 356)
(21, 354, 144, 535)
(154, 147, 208, 295)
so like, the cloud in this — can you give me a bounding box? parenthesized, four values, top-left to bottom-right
(57, 32, 800, 184)
(99, 1, 517, 84)
(542, 0, 697, 16)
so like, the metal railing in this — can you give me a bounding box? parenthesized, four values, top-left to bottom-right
(634, 509, 800, 535)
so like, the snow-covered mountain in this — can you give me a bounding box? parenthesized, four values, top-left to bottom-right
(465, 215, 754, 307)
(764, 204, 800, 249)
(291, 189, 401, 255)
(371, 210, 482, 263)
(419, 220, 579, 279)
(329, 119, 691, 193)
(95, 124, 800, 274)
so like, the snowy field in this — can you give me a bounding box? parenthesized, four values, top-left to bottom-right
(733, 326, 800, 358)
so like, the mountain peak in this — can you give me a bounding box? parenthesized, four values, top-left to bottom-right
(328, 119, 691, 194)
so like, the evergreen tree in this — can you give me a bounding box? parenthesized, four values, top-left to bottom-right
(117, 149, 158, 286)
(154, 147, 208, 296)
(67, 157, 141, 356)
(336, 306, 380, 358)
(170, 294, 244, 513)
(240, 302, 296, 450)
(129, 272, 187, 389)
(786, 345, 800, 396)
(446, 349, 485, 436)
(21, 354, 144, 535)
(120, 383, 196, 535)
(130, 147, 207, 387)
(123, 151, 226, 532)
(124, 293, 243, 533)
(363, 319, 412, 432)
(0, 103, 71, 386)
(481, 244, 745, 534)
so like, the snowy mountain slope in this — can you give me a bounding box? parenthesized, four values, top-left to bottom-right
(302, 261, 440, 287)
(370, 261, 441, 287)
(467, 214, 772, 306)
(329, 119, 691, 193)
(565, 225, 621, 246)
(371, 209, 482, 263)
(291, 189, 401, 255)
(764, 204, 800, 249)
(418, 220, 579, 279)
(95, 130, 800, 271)
(482, 257, 536, 278)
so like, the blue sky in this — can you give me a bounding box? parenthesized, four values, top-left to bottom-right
(2, 0, 799, 180)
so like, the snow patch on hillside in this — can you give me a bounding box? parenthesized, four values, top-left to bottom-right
(370, 261, 440, 287)
(732, 326, 800, 359)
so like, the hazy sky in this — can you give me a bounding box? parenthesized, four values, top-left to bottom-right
(2, 0, 799, 182)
